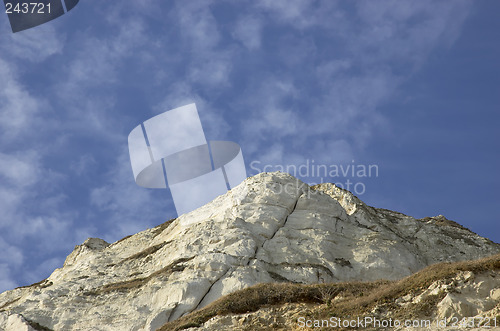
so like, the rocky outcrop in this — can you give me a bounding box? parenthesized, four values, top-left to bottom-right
(0, 172, 498, 331)
(173, 270, 500, 331)
(174, 257, 500, 331)
(0, 313, 37, 331)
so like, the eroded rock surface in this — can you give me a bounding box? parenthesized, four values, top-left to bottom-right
(0, 172, 498, 330)
(183, 269, 500, 331)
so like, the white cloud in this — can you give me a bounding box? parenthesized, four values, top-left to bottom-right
(247, 107, 299, 137)
(0, 59, 42, 141)
(170, 1, 236, 92)
(24, 257, 64, 284)
(0, 0, 477, 293)
(256, 0, 341, 29)
(154, 82, 203, 112)
(0, 238, 24, 268)
(187, 55, 233, 88)
(70, 154, 97, 176)
(90, 148, 172, 241)
(350, 1, 471, 70)
(0, 264, 17, 294)
(232, 15, 263, 50)
(175, 0, 220, 50)
(0, 151, 41, 187)
(0, 24, 64, 62)
(0, 151, 91, 288)
(0, 151, 74, 239)
(0, 238, 23, 292)
(153, 83, 232, 141)
(316, 60, 352, 82)
(15, 217, 72, 247)
(233, 1, 473, 170)
(0, 152, 42, 228)
(0, 150, 87, 290)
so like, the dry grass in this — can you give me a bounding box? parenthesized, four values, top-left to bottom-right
(15, 278, 52, 290)
(159, 253, 500, 331)
(112, 234, 132, 246)
(418, 216, 468, 230)
(152, 218, 176, 237)
(118, 242, 167, 264)
(158, 281, 388, 330)
(85, 256, 194, 295)
(316, 253, 500, 321)
(0, 297, 20, 311)
(109, 218, 175, 248)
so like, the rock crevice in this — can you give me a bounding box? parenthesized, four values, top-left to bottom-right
(0, 172, 498, 331)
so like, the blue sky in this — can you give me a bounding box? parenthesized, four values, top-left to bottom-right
(0, 0, 498, 292)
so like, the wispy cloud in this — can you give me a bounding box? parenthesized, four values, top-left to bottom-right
(232, 15, 263, 50)
(175, 0, 220, 50)
(0, 24, 63, 62)
(90, 147, 174, 241)
(0, 0, 154, 290)
(255, 0, 340, 30)
(0, 149, 84, 290)
(0, 237, 23, 292)
(229, 0, 473, 169)
(0, 0, 478, 292)
(0, 60, 42, 142)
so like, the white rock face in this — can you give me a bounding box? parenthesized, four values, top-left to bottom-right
(434, 271, 500, 321)
(0, 172, 498, 331)
(0, 312, 37, 331)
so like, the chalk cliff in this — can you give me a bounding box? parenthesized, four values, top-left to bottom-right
(0, 172, 498, 330)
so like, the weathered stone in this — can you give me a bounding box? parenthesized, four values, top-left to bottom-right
(0, 172, 498, 330)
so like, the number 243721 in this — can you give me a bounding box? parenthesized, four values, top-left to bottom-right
(5, 2, 51, 14)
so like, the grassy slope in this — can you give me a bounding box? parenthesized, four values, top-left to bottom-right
(160, 253, 500, 330)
